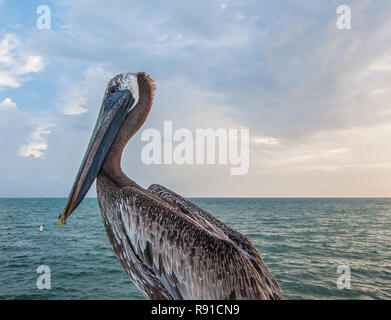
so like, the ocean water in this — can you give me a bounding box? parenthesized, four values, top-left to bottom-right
(0, 197, 390, 300)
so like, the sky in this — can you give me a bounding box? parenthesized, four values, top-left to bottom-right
(1, 0, 391, 197)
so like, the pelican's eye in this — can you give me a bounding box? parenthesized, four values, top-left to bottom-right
(104, 85, 122, 109)
(109, 86, 118, 96)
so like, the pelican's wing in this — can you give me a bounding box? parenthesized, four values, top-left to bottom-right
(147, 184, 283, 299)
(108, 186, 277, 300)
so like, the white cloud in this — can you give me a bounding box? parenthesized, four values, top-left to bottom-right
(31, 127, 51, 140)
(321, 148, 348, 157)
(18, 127, 52, 159)
(371, 88, 390, 95)
(19, 142, 48, 158)
(369, 63, 391, 72)
(0, 34, 16, 64)
(62, 96, 88, 115)
(252, 136, 280, 146)
(0, 97, 17, 109)
(0, 34, 45, 90)
(368, 51, 391, 72)
(14, 55, 44, 75)
(56, 66, 111, 115)
(0, 71, 20, 88)
(0, 98, 52, 159)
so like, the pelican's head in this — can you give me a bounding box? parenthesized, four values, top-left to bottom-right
(58, 72, 139, 226)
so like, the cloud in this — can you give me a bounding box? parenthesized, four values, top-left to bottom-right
(1, 0, 391, 197)
(22, 0, 391, 143)
(0, 34, 45, 90)
(18, 142, 48, 158)
(321, 148, 348, 157)
(0, 94, 94, 196)
(0, 98, 35, 163)
(18, 128, 51, 158)
(0, 98, 52, 159)
(61, 96, 88, 115)
(13, 55, 44, 75)
(0, 97, 17, 109)
(252, 136, 280, 146)
(55, 66, 112, 115)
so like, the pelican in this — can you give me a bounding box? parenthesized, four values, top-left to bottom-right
(58, 72, 283, 300)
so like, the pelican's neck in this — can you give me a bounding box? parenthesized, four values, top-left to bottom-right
(101, 73, 155, 189)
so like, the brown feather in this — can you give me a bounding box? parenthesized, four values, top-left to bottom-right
(97, 72, 284, 300)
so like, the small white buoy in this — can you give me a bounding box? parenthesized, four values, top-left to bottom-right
(39, 225, 44, 233)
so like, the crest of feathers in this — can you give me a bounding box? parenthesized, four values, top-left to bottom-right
(137, 72, 156, 100)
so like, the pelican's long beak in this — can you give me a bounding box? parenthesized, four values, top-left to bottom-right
(58, 88, 135, 226)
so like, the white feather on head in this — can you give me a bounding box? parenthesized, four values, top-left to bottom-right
(105, 72, 139, 107)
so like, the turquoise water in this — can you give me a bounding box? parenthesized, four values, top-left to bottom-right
(0, 198, 390, 300)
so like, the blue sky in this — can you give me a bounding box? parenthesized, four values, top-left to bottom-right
(1, 0, 391, 197)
